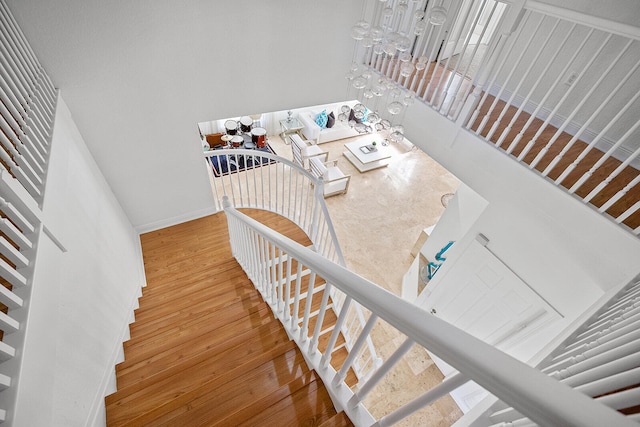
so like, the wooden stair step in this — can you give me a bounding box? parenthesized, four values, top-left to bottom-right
(140, 258, 243, 296)
(131, 279, 256, 325)
(123, 294, 268, 351)
(140, 267, 242, 302)
(116, 346, 307, 427)
(107, 338, 298, 426)
(108, 210, 348, 426)
(237, 371, 339, 427)
(128, 288, 263, 339)
(114, 320, 289, 394)
(119, 300, 273, 368)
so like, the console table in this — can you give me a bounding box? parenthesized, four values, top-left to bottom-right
(279, 118, 303, 144)
(343, 140, 392, 172)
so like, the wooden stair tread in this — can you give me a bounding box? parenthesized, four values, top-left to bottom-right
(107, 210, 353, 427)
(237, 371, 339, 427)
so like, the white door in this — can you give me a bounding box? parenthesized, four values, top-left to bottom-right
(418, 239, 560, 413)
(419, 240, 559, 350)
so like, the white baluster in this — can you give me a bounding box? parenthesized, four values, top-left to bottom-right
(489, 17, 561, 146)
(583, 146, 640, 204)
(374, 373, 469, 427)
(299, 271, 317, 342)
(310, 282, 332, 355)
(348, 338, 414, 408)
(333, 313, 379, 387)
(474, 11, 538, 137)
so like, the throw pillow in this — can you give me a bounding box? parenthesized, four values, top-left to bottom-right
(326, 111, 335, 128)
(315, 110, 328, 129)
(348, 108, 363, 124)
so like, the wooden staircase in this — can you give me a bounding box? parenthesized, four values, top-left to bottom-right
(106, 210, 354, 426)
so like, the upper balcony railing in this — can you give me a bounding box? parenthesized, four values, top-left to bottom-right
(0, 0, 57, 422)
(348, 0, 640, 236)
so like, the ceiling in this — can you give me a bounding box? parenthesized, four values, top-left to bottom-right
(6, 0, 362, 228)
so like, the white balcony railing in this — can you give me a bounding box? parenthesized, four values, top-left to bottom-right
(349, 0, 640, 236)
(0, 0, 57, 421)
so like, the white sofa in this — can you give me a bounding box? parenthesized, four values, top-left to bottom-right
(298, 101, 360, 144)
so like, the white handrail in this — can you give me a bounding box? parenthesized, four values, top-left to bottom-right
(223, 198, 635, 427)
(205, 148, 378, 379)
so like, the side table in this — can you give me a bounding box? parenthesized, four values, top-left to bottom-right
(279, 118, 303, 144)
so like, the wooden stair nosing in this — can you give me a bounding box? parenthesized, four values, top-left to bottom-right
(111, 346, 304, 427)
(119, 301, 273, 367)
(123, 295, 268, 351)
(128, 289, 264, 338)
(160, 368, 317, 427)
(239, 371, 338, 427)
(131, 282, 257, 325)
(189, 370, 324, 427)
(109, 322, 291, 404)
(140, 259, 245, 297)
(116, 303, 278, 379)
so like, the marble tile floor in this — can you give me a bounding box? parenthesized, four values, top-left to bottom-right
(268, 132, 464, 426)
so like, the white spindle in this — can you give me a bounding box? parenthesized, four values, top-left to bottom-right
(596, 387, 640, 411)
(291, 262, 303, 331)
(576, 366, 640, 397)
(443, 0, 498, 117)
(488, 17, 561, 146)
(583, 145, 640, 203)
(508, 24, 585, 156)
(283, 252, 292, 322)
(542, 329, 640, 374)
(333, 313, 378, 386)
(299, 271, 317, 342)
(320, 296, 352, 368)
(616, 201, 640, 226)
(551, 340, 640, 383)
(474, 10, 538, 136)
(310, 282, 332, 354)
(349, 338, 415, 408)
(374, 373, 469, 427)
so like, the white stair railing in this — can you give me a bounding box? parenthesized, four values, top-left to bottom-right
(223, 197, 636, 427)
(485, 277, 640, 427)
(204, 149, 381, 380)
(0, 0, 57, 422)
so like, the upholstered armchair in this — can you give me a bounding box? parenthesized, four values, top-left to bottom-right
(290, 134, 328, 170)
(309, 157, 351, 198)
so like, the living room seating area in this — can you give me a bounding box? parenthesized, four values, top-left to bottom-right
(290, 133, 328, 169)
(309, 157, 351, 198)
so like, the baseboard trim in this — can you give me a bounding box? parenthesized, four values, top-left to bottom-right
(134, 205, 219, 234)
(85, 283, 143, 427)
(484, 85, 640, 169)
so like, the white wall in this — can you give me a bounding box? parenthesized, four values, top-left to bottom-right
(9, 97, 144, 427)
(405, 101, 640, 296)
(6, 0, 364, 231)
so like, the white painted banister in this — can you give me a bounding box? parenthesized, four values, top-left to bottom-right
(205, 148, 379, 379)
(224, 199, 635, 426)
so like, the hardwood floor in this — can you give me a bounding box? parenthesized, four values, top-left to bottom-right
(106, 210, 353, 426)
(380, 59, 640, 231)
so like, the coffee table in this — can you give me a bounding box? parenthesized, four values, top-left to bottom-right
(343, 140, 392, 172)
